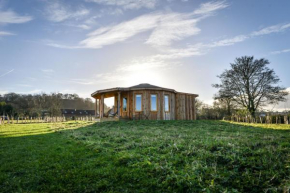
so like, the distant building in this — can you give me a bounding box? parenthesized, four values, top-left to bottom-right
(61, 109, 95, 117)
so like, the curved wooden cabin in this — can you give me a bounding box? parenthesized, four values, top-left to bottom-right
(91, 83, 198, 121)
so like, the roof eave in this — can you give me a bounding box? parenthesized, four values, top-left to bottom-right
(91, 87, 177, 97)
(91, 86, 199, 98)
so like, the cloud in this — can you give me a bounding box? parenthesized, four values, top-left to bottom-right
(193, 0, 229, 15)
(81, 8, 123, 26)
(0, 31, 15, 36)
(107, 8, 123, 15)
(47, 1, 290, 56)
(126, 21, 290, 68)
(0, 69, 14, 78)
(105, 45, 200, 80)
(41, 69, 54, 73)
(145, 1, 229, 47)
(173, 23, 290, 57)
(46, 42, 82, 49)
(68, 56, 172, 85)
(19, 89, 42, 94)
(64, 23, 92, 30)
(92, 53, 183, 84)
(94, 73, 127, 83)
(85, 0, 157, 10)
(75, 24, 91, 30)
(251, 23, 290, 36)
(195, 22, 290, 54)
(0, 10, 33, 24)
(0, 89, 42, 95)
(26, 77, 37, 81)
(209, 35, 248, 47)
(271, 48, 290, 55)
(48, 1, 229, 49)
(145, 13, 200, 47)
(0, 90, 8, 95)
(69, 78, 94, 85)
(45, 1, 90, 22)
(61, 89, 77, 93)
(16, 84, 33, 87)
(80, 12, 162, 48)
(116, 57, 170, 72)
(155, 44, 205, 59)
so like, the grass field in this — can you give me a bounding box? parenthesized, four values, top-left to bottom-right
(0, 121, 289, 192)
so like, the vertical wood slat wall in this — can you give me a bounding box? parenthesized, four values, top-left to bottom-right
(95, 90, 197, 120)
(175, 93, 196, 120)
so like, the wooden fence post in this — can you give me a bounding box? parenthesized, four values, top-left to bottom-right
(284, 116, 288, 124)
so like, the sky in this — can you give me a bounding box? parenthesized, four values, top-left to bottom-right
(1, 0, 290, 109)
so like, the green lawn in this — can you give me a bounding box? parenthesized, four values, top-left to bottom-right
(0, 121, 289, 192)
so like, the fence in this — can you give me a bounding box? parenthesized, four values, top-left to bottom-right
(223, 115, 290, 124)
(0, 116, 95, 125)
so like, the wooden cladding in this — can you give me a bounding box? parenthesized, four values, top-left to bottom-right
(96, 90, 197, 120)
(176, 93, 196, 120)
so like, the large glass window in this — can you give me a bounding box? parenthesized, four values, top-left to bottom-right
(123, 97, 127, 111)
(164, 95, 169, 112)
(135, 94, 142, 111)
(151, 94, 157, 111)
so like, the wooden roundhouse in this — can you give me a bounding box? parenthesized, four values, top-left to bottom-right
(91, 83, 198, 121)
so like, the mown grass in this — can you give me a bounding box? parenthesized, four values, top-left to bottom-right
(0, 120, 289, 192)
(227, 121, 290, 130)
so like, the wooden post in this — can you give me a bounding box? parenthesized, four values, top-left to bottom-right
(127, 92, 130, 119)
(100, 94, 104, 119)
(284, 116, 288, 124)
(95, 99, 98, 118)
(118, 92, 121, 119)
(193, 97, 196, 120)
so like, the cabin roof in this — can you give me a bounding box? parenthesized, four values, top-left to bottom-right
(129, 83, 164, 89)
(91, 83, 198, 97)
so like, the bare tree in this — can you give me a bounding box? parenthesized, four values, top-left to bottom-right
(213, 96, 236, 116)
(195, 99, 204, 114)
(213, 56, 288, 117)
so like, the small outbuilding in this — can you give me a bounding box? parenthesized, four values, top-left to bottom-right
(91, 83, 198, 121)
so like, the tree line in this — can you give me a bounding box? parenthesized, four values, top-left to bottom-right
(0, 93, 96, 117)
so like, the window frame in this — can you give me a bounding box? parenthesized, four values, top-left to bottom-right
(134, 93, 143, 112)
(164, 94, 170, 112)
(150, 94, 158, 112)
(122, 97, 128, 112)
